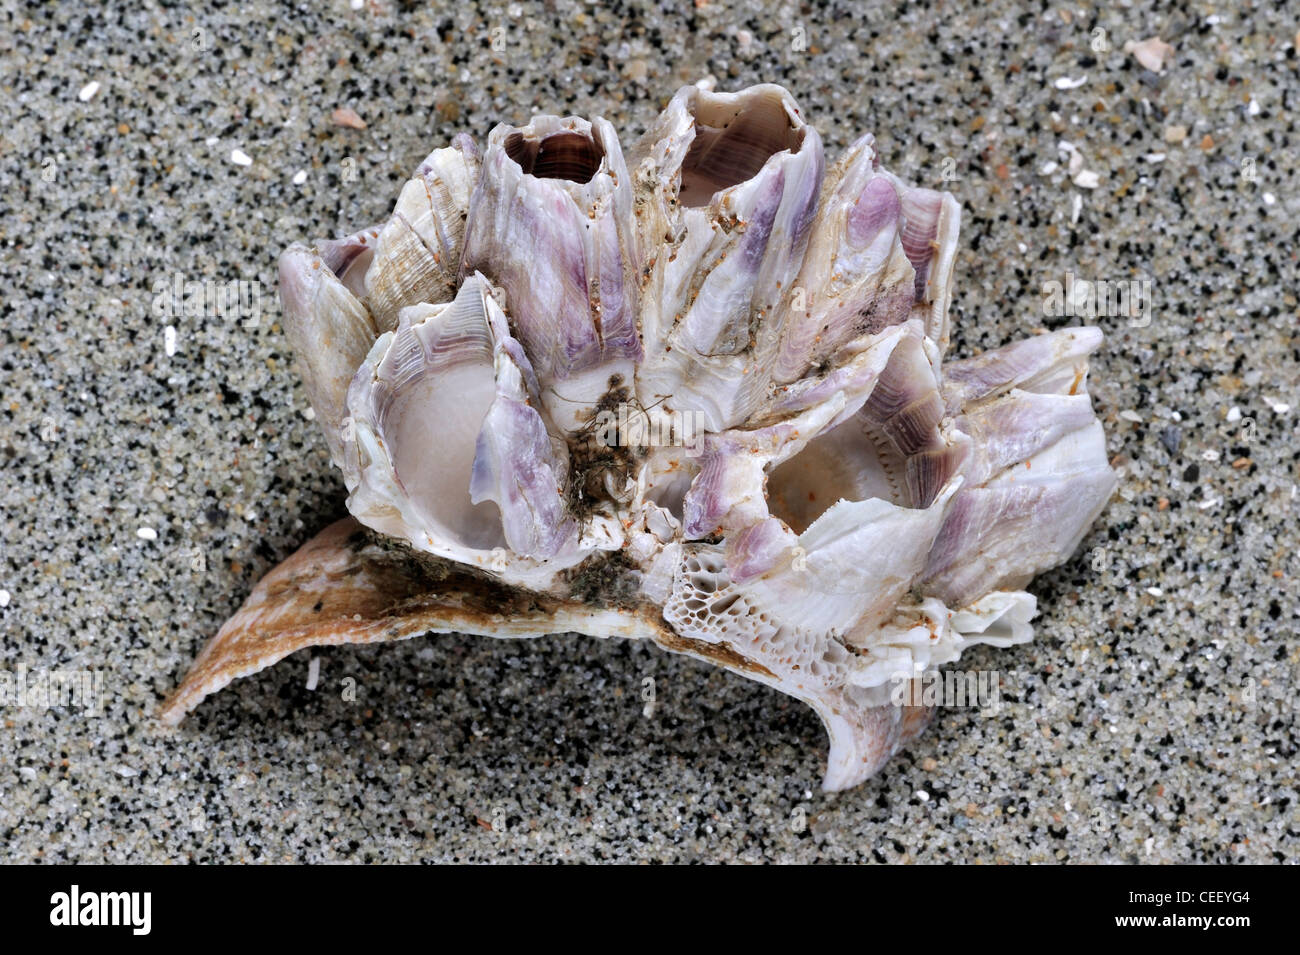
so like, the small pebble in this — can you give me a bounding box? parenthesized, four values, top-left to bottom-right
(77, 80, 100, 102)
(136, 527, 158, 541)
(330, 107, 367, 129)
(229, 148, 253, 166)
(1123, 37, 1174, 73)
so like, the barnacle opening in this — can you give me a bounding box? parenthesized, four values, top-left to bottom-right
(373, 341, 509, 552)
(766, 432, 901, 534)
(766, 332, 961, 533)
(505, 130, 605, 184)
(678, 90, 805, 207)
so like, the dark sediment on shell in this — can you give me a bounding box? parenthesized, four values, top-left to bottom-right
(357, 527, 556, 617)
(562, 549, 644, 610)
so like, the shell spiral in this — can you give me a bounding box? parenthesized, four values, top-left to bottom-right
(267, 83, 1116, 790)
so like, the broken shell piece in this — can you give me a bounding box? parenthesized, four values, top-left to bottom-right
(166, 84, 1117, 792)
(1124, 37, 1175, 73)
(330, 107, 367, 130)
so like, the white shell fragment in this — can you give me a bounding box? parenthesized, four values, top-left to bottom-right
(1124, 37, 1175, 73)
(165, 84, 1117, 791)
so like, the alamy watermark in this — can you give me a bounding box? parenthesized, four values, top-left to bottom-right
(49, 885, 150, 935)
(593, 404, 706, 456)
(151, 272, 267, 327)
(0, 665, 106, 716)
(890, 669, 1002, 714)
(1042, 271, 1153, 327)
